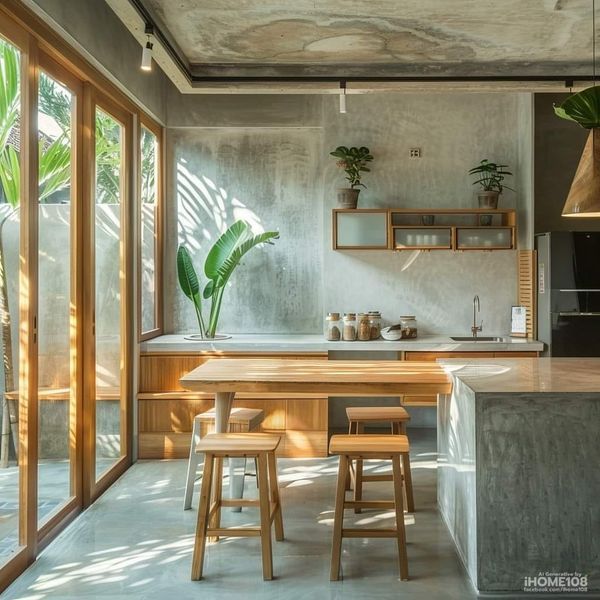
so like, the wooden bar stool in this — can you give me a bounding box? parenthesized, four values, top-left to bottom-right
(183, 407, 264, 510)
(346, 406, 414, 514)
(329, 434, 409, 582)
(191, 433, 284, 582)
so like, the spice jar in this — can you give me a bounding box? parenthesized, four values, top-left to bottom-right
(357, 313, 371, 341)
(325, 312, 341, 341)
(342, 313, 357, 341)
(399, 315, 418, 339)
(368, 311, 382, 339)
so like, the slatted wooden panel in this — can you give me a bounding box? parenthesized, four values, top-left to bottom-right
(138, 352, 329, 459)
(518, 250, 537, 339)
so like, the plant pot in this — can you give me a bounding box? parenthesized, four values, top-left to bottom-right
(337, 188, 360, 209)
(479, 214, 493, 226)
(421, 215, 435, 226)
(184, 333, 232, 341)
(477, 190, 500, 210)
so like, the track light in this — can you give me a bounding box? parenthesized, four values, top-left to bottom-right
(141, 25, 154, 71)
(339, 81, 347, 114)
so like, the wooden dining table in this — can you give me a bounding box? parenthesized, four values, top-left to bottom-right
(180, 358, 452, 501)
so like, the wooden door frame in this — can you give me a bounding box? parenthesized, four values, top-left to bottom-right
(83, 89, 134, 504)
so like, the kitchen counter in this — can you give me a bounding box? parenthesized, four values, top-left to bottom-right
(140, 333, 544, 353)
(437, 357, 600, 593)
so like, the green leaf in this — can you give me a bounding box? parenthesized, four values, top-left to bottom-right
(204, 220, 251, 281)
(202, 279, 215, 300)
(0, 146, 19, 207)
(177, 246, 200, 301)
(554, 86, 600, 129)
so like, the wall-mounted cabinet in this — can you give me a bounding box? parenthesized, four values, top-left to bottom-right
(332, 208, 516, 251)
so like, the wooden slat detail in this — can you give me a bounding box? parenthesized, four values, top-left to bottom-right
(139, 352, 327, 392)
(286, 398, 328, 430)
(138, 430, 328, 459)
(518, 250, 537, 339)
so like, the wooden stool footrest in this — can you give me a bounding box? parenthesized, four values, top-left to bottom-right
(207, 527, 261, 537)
(342, 528, 398, 538)
(361, 473, 393, 482)
(344, 500, 395, 510)
(219, 498, 260, 508)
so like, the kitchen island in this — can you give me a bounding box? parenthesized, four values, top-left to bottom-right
(438, 358, 600, 593)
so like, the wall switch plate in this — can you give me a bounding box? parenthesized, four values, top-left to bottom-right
(409, 148, 422, 158)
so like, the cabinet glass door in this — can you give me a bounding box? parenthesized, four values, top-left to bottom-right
(334, 211, 388, 248)
(456, 228, 513, 249)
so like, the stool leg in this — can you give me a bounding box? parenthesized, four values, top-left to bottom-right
(257, 453, 274, 580)
(184, 418, 202, 510)
(346, 421, 355, 491)
(353, 423, 364, 514)
(267, 451, 284, 541)
(392, 455, 409, 581)
(330, 454, 348, 581)
(228, 457, 247, 513)
(208, 457, 224, 542)
(191, 452, 214, 580)
(401, 449, 415, 513)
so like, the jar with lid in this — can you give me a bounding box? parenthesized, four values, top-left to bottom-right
(400, 315, 418, 339)
(325, 312, 341, 341)
(357, 313, 371, 341)
(368, 311, 382, 339)
(342, 313, 357, 341)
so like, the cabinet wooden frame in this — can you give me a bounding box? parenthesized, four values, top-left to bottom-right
(332, 208, 390, 250)
(137, 116, 164, 342)
(332, 208, 517, 252)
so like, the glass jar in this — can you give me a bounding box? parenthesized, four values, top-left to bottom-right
(357, 313, 371, 341)
(400, 315, 418, 339)
(325, 312, 341, 341)
(368, 311, 382, 339)
(342, 313, 357, 341)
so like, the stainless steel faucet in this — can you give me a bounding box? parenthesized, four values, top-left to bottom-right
(471, 295, 483, 338)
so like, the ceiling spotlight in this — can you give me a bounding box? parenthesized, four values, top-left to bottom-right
(141, 24, 154, 72)
(339, 81, 347, 114)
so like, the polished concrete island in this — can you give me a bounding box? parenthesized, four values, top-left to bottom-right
(438, 358, 600, 593)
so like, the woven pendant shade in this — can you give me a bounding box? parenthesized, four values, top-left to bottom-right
(562, 128, 600, 217)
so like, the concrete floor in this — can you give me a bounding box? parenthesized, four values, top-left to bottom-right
(4, 429, 480, 600)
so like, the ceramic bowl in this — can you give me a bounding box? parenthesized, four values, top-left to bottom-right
(380, 325, 404, 341)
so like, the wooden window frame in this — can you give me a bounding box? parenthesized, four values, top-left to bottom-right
(138, 116, 164, 342)
(0, 0, 164, 591)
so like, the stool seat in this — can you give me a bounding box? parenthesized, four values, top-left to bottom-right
(196, 432, 281, 455)
(196, 407, 264, 427)
(330, 434, 409, 456)
(346, 406, 410, 422)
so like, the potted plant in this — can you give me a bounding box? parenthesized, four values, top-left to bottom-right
(330, 145, 373, 209)
(554, 86, 600, 215)
(177, 220, 279, 339)
(469, 159, 513, 209)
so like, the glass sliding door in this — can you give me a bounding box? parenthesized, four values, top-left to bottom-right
(93, 104, 126, 480)
(0, 35, 22, 563)
(36, 65, 79, 526)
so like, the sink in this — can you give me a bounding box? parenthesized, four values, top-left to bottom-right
(450, 336, 504, 342)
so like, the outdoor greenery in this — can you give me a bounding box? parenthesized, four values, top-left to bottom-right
(469, 159, 514, 194)
(554, 85, 600, 129)
(177, 220, 279, 338)
(330, 145, 373, 189)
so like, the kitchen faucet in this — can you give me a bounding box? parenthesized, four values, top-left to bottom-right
(471, 295, 483, 338)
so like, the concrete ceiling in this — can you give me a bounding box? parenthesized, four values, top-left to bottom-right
(106, 0, 597, 92)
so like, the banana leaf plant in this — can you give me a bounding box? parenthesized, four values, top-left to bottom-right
(177, 220, 279, 338)
(554, 86, 600, 129)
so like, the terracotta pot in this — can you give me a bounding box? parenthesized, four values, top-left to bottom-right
(337, 188, 360, 209)
(477, 190, 500, 210)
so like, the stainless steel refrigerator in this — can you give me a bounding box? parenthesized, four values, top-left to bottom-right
(536, 232, 600, 356)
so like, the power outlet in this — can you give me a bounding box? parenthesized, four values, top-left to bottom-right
(409, 148, 422, 158)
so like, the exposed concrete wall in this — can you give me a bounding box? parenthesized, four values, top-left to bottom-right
(167, 92, 529, 336)
(25, 0, 175, 123)
(534, 93, 595, 234)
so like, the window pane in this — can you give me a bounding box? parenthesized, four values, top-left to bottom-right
(37, 71, 74, 524)
(140, 127, 157, 334)
(0, 36, 21, 560)
(94, 108, 123, 479)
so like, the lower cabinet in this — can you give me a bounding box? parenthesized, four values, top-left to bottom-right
(402, 351, 539, 405)
(138, 352, 329, 459)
